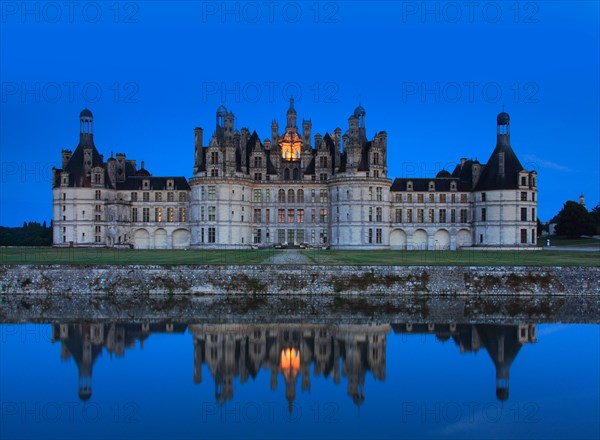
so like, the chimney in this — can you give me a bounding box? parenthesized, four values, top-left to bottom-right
(115, 153, 126, 183)
(271, 120, 279, 146)
(302, 119, 312, 148)
(472, 161, 481, 188)
(107, 158, 117, 185)
(314, 133, 323, 149)
(61, 149, 72, 168)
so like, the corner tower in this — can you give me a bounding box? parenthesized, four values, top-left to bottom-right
(472, 112, 538, 247)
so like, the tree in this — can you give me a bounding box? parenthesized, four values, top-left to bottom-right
(591, 203, 600, 235)
(554, 201, 596, 238)
(0, 221, 52, 246)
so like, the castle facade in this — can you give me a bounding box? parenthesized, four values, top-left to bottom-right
(52, 102, 538, 250)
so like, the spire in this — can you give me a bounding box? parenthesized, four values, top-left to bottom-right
(287, 97, 296, 114)
(286, 97, 297, 128)
(474, 112, 524, 191)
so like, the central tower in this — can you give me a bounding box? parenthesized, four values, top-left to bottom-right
(279, 98, 302, 160)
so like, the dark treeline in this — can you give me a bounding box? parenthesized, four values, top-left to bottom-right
(0, 221, 52, 246)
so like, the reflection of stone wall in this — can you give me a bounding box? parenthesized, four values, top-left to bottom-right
(189, 324, 390, 406)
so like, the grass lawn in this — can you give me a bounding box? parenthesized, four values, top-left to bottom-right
(301, 249, 599, 266)
(543, 236, 600, 248)
(0, 247, 598, 266)
(0, 247, 274, 265)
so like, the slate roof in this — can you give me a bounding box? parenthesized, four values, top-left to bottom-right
(322, 133, 338, 173)
(304, 156, 316, 175)
(54, 132, 191, 191)
(116, 176, 190, 191)
(54, 134, 104, 188)
(390, 177, 469, 192)
(358, 140, 372, 172)
(451, 159, 476, 186)
(474, 137, 525, 191)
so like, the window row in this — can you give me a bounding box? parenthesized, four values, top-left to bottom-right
(393, 193, 469, 204)
(254, 228, 328, 245)
(251, 188, 329, 204)
(200, 207, 328, 224)
(131, 207, 187, 223)
(198, 227, 329, 245)
(520, 175, 536, 187)
(131, 191, 187, 202)
(478, 207, 535, 222)
(520, 191, 536, 202)
(393, 208, 469, 224)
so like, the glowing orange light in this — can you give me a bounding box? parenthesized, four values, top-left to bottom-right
(280, 348, 300, 371)
(279, 131, 302, 161)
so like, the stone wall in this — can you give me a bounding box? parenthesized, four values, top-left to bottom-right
(1, 265, 597, 296)
(0, 265, 598, 323)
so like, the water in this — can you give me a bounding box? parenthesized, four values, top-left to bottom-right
(1, 321, 598, 440)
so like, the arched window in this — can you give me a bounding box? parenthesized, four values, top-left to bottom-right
(284, 168, 290, 180)
(278, 189, 286, 203)
(288, 189, 295, 204)
(297, 189, 304, 203)
(293, 168, 300, 180)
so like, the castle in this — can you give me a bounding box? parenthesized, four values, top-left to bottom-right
(52, 102, 538, 249)
(53, 322, 536, 404)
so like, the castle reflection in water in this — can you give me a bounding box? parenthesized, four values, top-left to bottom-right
(51, 322, 536, 407)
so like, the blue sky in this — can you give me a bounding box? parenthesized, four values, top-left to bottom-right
(1, 1, 598, 225)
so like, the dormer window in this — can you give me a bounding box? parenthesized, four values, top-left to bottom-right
(428, 181, 435, 191)
(167, 179, 174, 190)
(450, 181, 457, 191)
(407, 181, 413, 191)
(143, 179, 150, 189)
